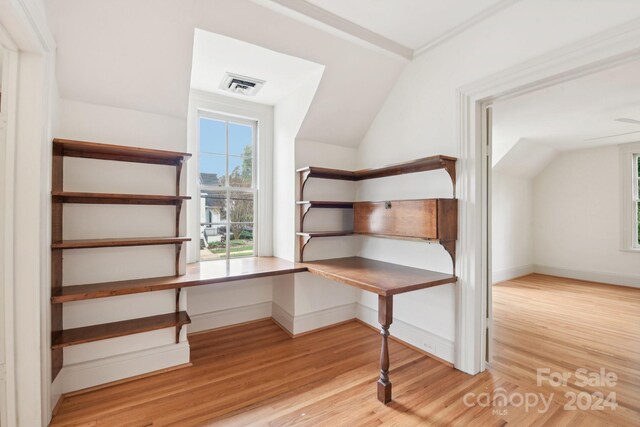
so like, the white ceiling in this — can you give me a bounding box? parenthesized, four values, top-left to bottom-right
(191, 29, 323, 105)
(307, 0, 508, 50)
(493, 59, 640, 177)
(46, 0, 406, 147)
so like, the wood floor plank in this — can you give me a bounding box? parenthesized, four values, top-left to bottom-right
(50, 274, 640, 426)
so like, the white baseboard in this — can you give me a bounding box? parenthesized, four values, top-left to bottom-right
(271, 302, 294, 334)
(533, 265, 640, 288)
(293, 303, 357, 335)
(60, 341, 190, 393)
(356, 303, 454, 364)
(189, 301, 272, 333)
(271, 302, 357, 335)
(492, 264, 534, 284)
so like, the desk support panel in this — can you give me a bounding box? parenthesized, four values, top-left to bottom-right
(377, 294, 393, 404)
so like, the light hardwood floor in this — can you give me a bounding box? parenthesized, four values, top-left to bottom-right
(50, 274, 640, 426)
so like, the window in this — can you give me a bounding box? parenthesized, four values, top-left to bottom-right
(634, 153, 640, 247)
(198, 113, 257, 260)
(621, 142, 640, 251)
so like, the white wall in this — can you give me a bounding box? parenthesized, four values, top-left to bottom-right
(491, 172, 534, 283)
(354, 0, 640, 365)
(533, 145, 640, 287)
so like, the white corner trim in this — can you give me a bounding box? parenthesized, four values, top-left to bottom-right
(413, 0, 521, 58)
(257, 0, 412, 60)
(59, 342, 190, 394)
(533, 265, 640, 289)
(492, 264, 534, 284)
(188, 302, 273, 333)
(271, 302, 294, 334)
(356, 303, 454, 364)
(292, 303, 356, 335)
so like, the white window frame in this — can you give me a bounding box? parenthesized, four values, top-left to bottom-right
(198, 112, 257, 259)
(620, 141, 640, 252)
(187, 90, 274, 263)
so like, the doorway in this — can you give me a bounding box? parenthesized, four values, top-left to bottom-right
(481, 57, 640, 421)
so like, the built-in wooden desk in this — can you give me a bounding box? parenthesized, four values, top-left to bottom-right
(304, 256, 456, 404)
(52, 257, 307, 303)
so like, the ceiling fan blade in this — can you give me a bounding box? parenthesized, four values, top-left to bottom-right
(584, 129, 640, 141)
(614, 118, 640, 125)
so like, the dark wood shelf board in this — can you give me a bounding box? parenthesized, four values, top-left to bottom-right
(52, 237, 190, 250)
(297, 155, 456, 182)
(52, 191, 190, 205)
(304, 257, 456, 296)
(296, 201, 354, 209)
(51, 311, 191, 349)
(53, 139, 192, 166)
(296, 231, 354, 238)
(51, 257, 307, 303)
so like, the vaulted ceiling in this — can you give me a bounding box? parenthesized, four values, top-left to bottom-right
(47, 0, 526, 148)
(493, 59, 640, 177)
(46, 0, 406, 147)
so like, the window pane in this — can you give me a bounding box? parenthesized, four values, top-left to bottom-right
(228, 156, 252, 187)
(637, 202, 640, 245)
(228, 122, 253, 157)
(200, 190, 226, 222)
(229, 191, 254, 223)
(229, 223, 254, 257)
(200, 224, 228, 260)
(200, 118, 226, 154)
(199, 154, 226, 186)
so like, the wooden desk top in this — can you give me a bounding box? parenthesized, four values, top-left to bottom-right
(53, 257, 307, 303)
(53, 256, 455, 303)
(304, 257, 457, 296)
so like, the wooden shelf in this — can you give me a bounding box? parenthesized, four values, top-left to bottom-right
(51, 257, 307, 303)
(297, 201, 354, 209)
(52, 191, 190, 205)
(51, 311, 191, 349)
(52, 237, 190, 250)
(304, 257, 456, 296)
(297, 155, 456, 182)
(296, 231, 353, 238)
(53, 138, 192, 166)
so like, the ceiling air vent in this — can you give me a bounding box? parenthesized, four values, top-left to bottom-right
(219, 72, 266, 96)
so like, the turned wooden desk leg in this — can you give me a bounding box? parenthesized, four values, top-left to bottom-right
(377, 294, 393, 404)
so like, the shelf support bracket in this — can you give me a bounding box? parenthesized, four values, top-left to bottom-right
(175, 201, 183, 238)
(175, 243, 183, 276)
(299, 170, 311, 201)
(298, 234, 312, 262)
(441, 159, 456, 198)
(377, 294, 393, 404)
(175, 288, 182, 343)
(299, 204, 312, 232)
(441, 240, 456, 275)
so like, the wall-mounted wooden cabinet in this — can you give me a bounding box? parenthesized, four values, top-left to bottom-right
(354, 199, 457, 241)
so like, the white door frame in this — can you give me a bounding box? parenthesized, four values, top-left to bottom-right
(0, 1, 56, 425)
(0, 25, 19, 427)
(455, 17, 640, 375)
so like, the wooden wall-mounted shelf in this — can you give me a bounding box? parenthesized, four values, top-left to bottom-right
(53, 138, 191, 166)
(52, 191, 190, 205)
(51, 139, 192, 381)
(297, 154, 456, 200)
(52, 311, 191, 349)
(52, 237, 191, 250)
